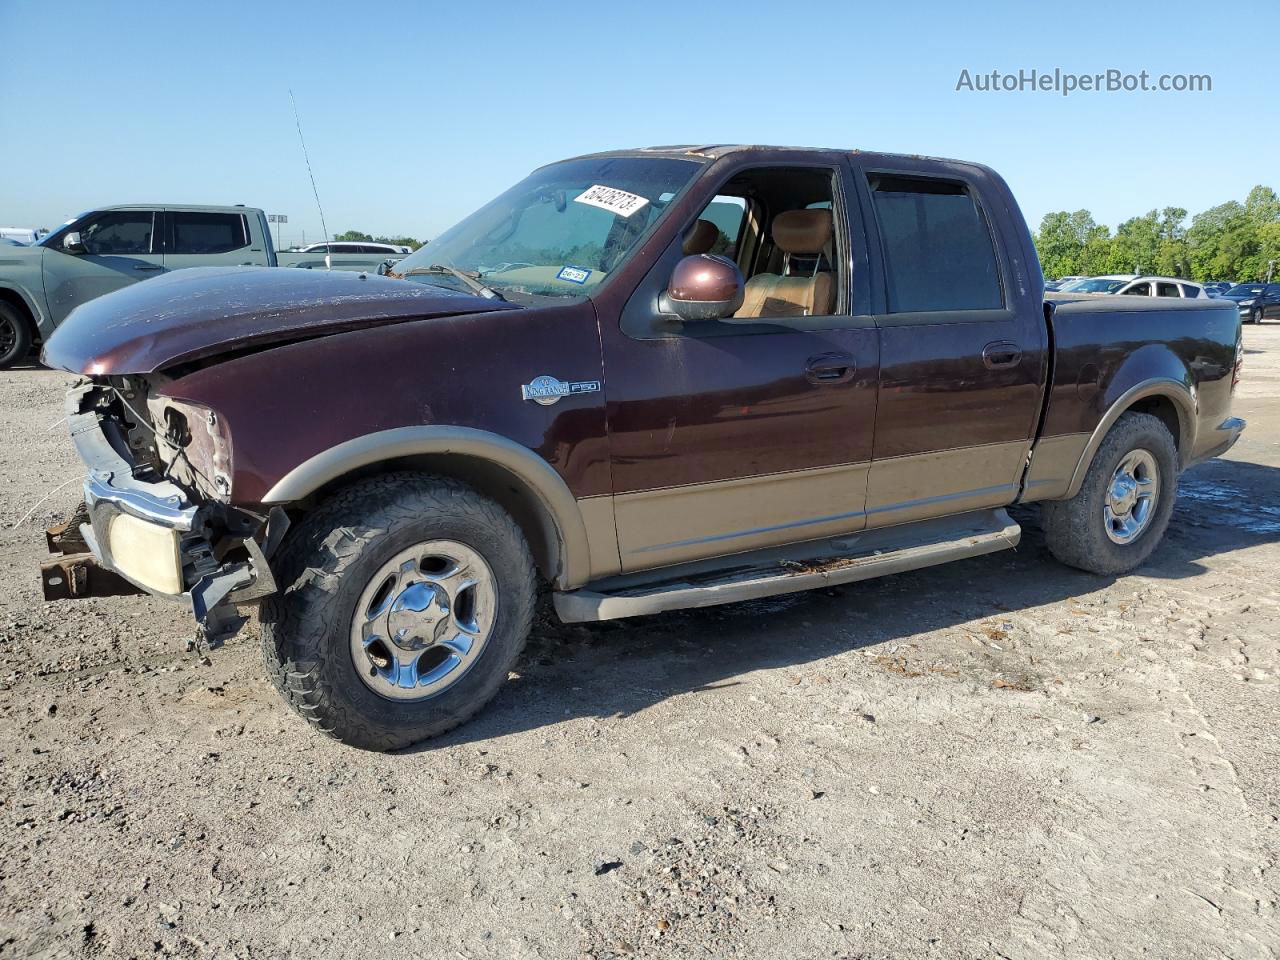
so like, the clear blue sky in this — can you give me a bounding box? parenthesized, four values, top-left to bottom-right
(1, 0, 1275, 245)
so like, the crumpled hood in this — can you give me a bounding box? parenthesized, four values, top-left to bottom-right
(42, 265, 518, 374)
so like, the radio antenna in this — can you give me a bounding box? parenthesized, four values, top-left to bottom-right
(289, 90, 330, 254)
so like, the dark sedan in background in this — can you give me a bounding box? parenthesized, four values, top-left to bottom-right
(1222, 283, 1280, 323)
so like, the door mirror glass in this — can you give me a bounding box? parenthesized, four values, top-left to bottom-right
(62, 231, 86, 254)
(659, 254, 744, 321)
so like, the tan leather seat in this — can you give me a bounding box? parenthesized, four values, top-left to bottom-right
(682, 218, 719, 255)
(735, 209, 833, 318)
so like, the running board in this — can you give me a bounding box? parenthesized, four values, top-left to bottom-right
(554, 508, 1021, 623)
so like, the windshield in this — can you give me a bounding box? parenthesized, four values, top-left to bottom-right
(392, 156, 700, 299)
(1225, 285, 1265, 297)
(1060, 277, 1129, 293)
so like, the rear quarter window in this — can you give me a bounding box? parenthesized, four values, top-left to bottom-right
(870, 175, 1003, 313)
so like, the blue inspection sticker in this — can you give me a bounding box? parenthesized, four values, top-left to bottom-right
(556, 265, 592, 285)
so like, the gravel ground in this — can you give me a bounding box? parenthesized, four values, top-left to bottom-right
(0, 329, 1277, 960)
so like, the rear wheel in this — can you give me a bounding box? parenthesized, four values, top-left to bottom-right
(1041, 412, 1179, 576)
(260, 473, 537, 750)
(0, 301, 33, 370)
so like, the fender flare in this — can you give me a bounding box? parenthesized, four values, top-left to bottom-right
(1063, 377, 1196, 499)
(260, 425, 593, 588)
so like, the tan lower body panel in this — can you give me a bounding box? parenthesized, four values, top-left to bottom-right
(613, 461, 871, 572)
(576, 495, 622, 581)
(864, 440, 1030, 529)
(1020, 432, 1090, 502)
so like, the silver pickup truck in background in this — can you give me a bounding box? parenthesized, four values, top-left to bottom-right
(0, 204, 405, 368)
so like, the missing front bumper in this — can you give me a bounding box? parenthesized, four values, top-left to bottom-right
(40, 551, 141, 601)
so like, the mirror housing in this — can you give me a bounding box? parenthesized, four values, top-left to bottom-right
(659, 254, 744, 322)
(62, 231, 86, 254)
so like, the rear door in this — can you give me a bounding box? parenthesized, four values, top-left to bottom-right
(163, 210, 262, 270)
(853, 159, 1048, 528)
(42, 209, 164, 324)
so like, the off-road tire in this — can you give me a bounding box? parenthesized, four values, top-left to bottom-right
(259, 473, 537, 750)
(1041, 412, 1179, 576)
(0, 301, 33, 370)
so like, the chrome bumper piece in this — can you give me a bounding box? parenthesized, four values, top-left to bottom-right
(47, 382, 274, 637)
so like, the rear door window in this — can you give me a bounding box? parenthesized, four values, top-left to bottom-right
(869, 175, 1002, 313)
(1156, 282, 1180, 297)
(169, 212, 249, 255)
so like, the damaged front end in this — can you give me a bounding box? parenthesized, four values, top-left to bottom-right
(42, 378, 282, 649)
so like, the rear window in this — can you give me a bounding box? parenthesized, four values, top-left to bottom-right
(169, 212, 249, 255)
(870, 175, 1002, 313)
(1157, 282, 1180, 297)
(1180, 284, 1200, 298)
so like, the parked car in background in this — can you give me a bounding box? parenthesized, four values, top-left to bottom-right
(277, 242, 407, 271)
(1203, 281, 1233, 297)
(1056, 275, 1208, 298)
(0, 204, 404, 367)
(0, 227, 43, 244)
(1222, 283, 1280, 323)
(40, 144, 1245, 749)
(300, 240, 412, 255)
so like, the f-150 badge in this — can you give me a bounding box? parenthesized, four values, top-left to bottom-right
(520, 375, 601, 406)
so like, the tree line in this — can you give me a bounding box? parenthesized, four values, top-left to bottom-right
(1034, 185, 1280, 282)
(333, 229, 425, 250)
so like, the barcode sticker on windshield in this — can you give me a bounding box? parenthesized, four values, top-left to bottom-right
(574, 184, 649, 218)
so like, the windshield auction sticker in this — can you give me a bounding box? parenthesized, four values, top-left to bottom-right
(574, 184, 650, 218)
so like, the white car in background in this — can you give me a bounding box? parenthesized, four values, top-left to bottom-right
(1058, 275, 1209, 299)
(0, 227, 44, 245)
(298, 241, 412, 255)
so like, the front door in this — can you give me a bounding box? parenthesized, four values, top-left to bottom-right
(603, 161, 880, 572)
(42, 209, 164, 324)
(853, 162, 1048, 528)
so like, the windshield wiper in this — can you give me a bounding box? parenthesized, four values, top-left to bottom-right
(397, 264, 507, 301)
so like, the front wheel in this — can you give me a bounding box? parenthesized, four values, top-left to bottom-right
(1041, 412, 1179, 576)
(0, 301, 33, 370)
(260, 473, 537, 750)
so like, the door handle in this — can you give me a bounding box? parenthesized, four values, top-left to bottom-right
(982, 341, 1022, 370)
(133, 264, 163, 272)
(805, 352, 856, 384)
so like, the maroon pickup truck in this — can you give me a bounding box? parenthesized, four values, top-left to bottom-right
(40, 145, 1245, 750)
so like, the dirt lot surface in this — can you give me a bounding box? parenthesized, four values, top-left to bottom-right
(1, 329, 1277, 960)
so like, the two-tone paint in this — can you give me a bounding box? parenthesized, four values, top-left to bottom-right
(42, 145, 1245, 599)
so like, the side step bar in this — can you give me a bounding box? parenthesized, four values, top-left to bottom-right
(554, 508, 1021, 623)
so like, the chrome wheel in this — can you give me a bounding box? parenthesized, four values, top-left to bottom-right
(1103, 449, 1160, 544)
(349, 540, 496, 702)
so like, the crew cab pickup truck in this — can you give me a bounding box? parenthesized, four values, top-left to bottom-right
(39, 145, 1245, 750)
(0, 204, 399, 368)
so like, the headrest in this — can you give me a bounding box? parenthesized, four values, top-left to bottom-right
(772, 209, 832, 255)
(682, 219, 719, 256)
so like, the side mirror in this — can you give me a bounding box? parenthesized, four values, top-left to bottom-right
(62, 232, 86, 254)
(658, 254, 744, 322)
